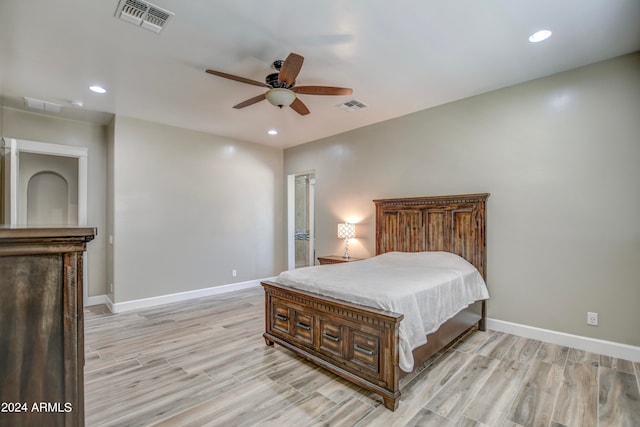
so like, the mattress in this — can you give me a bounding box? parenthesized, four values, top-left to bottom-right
(276, 251, 489, 372)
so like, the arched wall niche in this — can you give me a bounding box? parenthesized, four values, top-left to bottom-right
(27, 170, 72, 225)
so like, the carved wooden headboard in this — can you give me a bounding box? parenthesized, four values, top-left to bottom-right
(374, 194, 489, 280)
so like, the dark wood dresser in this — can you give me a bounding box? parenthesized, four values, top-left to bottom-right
(0, 227, 96, 427)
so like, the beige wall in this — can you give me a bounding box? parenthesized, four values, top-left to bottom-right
(284, 53, 640, 346)
(110, 116, 284, 303)
(0, 106, 108, 297)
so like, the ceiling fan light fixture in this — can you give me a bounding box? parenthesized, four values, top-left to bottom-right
(265, 88, 296, 108)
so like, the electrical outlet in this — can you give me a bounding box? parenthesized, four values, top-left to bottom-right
(587, 312, 598, 326)
(232, 269, 237, 277)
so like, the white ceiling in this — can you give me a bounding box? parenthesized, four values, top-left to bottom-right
(1, 1, 639, 148)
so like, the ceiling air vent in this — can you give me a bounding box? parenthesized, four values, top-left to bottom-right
(115, 0, 174, 34)
(340, 99, 368, 112)
(24, 97, 62, 113)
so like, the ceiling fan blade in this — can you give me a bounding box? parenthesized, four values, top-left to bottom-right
(278, 53, 304, 87)
(290, 97, 310, 116)
(293, 86, 353, 96)
(233, 93, 267, 109)
(206, 69, 270, 88)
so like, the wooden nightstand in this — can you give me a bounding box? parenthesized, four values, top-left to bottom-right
(317, 255, 363, 265)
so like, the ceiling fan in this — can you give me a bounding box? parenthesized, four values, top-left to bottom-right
(206, 53, 353, 116)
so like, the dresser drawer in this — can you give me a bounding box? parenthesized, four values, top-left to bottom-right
(292, 311, 314, 345)
(349, 330, 380, 374)
(319, 318, 344, 358)
(272, 302, 291, 335)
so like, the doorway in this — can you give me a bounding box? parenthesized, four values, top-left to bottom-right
(287, 172, 315, 269)
(5, 138, 87, 226)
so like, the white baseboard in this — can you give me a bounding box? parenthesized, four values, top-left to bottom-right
(87, 278, 273, 314)
(85, 294, 115, 313)
(86, 294, 110, 307)
(487, 318, 640, 362)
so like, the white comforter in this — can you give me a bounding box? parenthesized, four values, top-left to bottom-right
(276, 251, 489, 372)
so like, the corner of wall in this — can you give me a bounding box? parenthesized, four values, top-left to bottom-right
(105, 116, 115, 303)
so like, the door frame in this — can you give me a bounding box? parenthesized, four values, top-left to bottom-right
(287, 171, 315, 270)
(5, 138, 88, 226)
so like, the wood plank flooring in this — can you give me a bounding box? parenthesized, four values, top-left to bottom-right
(84, 287, 640, 427)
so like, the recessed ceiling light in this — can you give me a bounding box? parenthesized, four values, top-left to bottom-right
(267, 129, 278, 135)
(529, 29, 552, 43)
(89, 85, 106, 94)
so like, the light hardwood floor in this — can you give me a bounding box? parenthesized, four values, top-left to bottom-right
(85, 287, 640, 427)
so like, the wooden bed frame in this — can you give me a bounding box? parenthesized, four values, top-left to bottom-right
(262, 193, 489, 410)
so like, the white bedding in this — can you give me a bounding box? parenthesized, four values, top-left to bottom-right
(276, 251, 489, 372)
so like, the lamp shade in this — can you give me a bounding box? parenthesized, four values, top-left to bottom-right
(337, 223, 356, 239)
(265, 88, 296, 108)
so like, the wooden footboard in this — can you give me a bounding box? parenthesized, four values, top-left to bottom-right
(262, 280, 404, 410)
